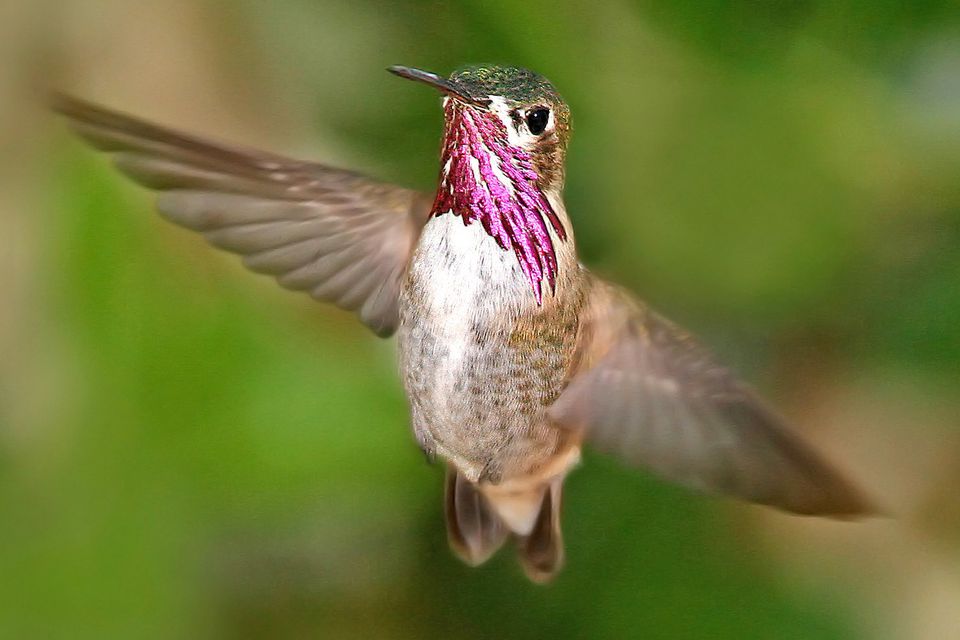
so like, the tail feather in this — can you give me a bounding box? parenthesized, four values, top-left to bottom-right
(444, 468, 508, 566)
(444, 469, 566, 582)
(515, 479, 564, 583)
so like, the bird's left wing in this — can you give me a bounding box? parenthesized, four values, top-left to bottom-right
(550, 274, 874, 516)
(53, 94, 433, 337)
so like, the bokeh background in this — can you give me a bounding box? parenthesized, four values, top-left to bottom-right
(2, 1, 960, 638)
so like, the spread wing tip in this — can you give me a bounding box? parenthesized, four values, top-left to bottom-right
(781, 468, 882, 519)
(49, 90, 82, 117)
(779, 481, 879, 519)
(50, 91, 118, 131)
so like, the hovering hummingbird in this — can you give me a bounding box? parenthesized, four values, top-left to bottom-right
(53, 64, 873, 582)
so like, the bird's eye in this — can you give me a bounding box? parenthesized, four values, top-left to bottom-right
(525, 108, 550, 135)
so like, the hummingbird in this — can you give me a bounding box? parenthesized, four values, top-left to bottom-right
(53, 64, 874, 582)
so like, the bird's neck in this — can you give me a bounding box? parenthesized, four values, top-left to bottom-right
(431, 104, 570, 304)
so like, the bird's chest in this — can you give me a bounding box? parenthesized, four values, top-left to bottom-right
(402, 213, 533, 352)
(397, 214, 581, 481)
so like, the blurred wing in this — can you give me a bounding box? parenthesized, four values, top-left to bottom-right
(53, 94, 433, 337)
(550, 275, 873, 516)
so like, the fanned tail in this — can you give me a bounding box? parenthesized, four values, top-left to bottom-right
(444, 469, 565, 583)
(444, 468, 508, 566)
(514, 479, 564, 583)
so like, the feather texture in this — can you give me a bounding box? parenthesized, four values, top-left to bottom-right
(52, 94, 431, 336)
(444, 468, 508, 566)
(550, 275, 875, 517)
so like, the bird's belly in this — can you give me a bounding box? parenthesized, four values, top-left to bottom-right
(398, 215, 580, 483)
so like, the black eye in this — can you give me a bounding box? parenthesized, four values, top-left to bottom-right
(525, 108, 550, 135)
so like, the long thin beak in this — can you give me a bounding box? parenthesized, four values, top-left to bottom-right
(388, 65, 491, 108)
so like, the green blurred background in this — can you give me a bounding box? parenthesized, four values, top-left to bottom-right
(2, 1, 959, 638)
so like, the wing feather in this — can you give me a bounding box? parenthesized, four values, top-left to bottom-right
(53, 94, 431, 337)
(551, 274, 874, 516)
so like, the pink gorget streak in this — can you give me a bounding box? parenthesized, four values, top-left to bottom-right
(431, 100, 567, 303)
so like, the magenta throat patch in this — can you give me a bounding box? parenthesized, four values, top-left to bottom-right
(431, 100, 567, 303)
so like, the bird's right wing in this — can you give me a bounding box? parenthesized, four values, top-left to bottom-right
(53, 94, 434, 337)
(550, 274, 874, 516)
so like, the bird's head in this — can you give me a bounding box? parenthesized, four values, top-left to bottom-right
(389, 64, 571, 302)
(390, 64, 571, 193)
